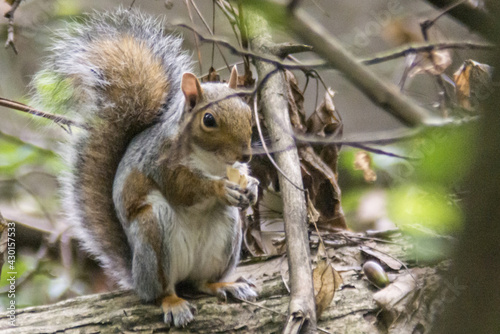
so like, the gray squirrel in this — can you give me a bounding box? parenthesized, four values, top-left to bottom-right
(32, 8, 258, 327)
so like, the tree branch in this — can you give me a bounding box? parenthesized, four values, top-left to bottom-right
(0, 97, 84, 130)
(243, 1, 439, 127)
(245, 9, 317, 334)
(423, 0, 496, 40)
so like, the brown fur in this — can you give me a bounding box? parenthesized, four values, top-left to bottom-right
(160, 165, 226, 207)
(122, 169, 158, 223)
(161, 294, 188, 309)
(204, 281, 234, 294)
(90, 36, 169, 115)
(76, 34, 169, 282)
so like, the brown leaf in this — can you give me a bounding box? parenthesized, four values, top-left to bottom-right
(201, 66, 221, 83)
(454, 59, 493, 110)
(313, 252, 342, 318)
(354, 151, 377, 183)
(299, 145, 347, 230)
(307, 88, 341, 137)
(285, 70, 306, 133)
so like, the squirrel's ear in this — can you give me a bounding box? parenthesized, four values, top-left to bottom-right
(228, 66, 238, 89)
(181, 73, 203, 111)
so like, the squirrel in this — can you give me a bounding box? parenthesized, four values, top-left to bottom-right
(31, 8, 258, 327)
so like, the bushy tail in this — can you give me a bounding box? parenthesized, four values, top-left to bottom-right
(32, 8, 192, 287)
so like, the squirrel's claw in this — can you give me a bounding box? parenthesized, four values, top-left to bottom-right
(203, 281, 258, 303)
(245, 176, 259, 207)
(223, 180, 250, 209)
(223, 178, 259, 209)
(223, 281, 258, 302)
(162, 295, 196, 328)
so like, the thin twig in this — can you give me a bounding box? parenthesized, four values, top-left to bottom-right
(347, 143, 416, 160)
(184, 0, 203, 74)
(420, 0, 467, 41)
(4, 0, 22, 54)
(362, 42, 495, 66)
(0, 97, 85, 130)
(189, 0, 231, 71)
(176, 22, 495, 74)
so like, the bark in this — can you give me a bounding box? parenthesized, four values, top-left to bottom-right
(0, 232, 449, 334)
(245, 10, 317, 334)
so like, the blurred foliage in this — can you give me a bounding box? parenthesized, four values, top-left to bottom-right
(339, 123, 477, 261)
(0, 135, 61, 178)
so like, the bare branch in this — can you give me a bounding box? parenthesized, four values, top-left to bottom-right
(362, 42, 495, 66)
(4, 0, 22, 54)
(0, 97, 85, 130)
(188, 0, 231, 71)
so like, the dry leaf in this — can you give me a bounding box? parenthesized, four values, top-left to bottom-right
(285, 70, 306, 133)
(454, 59, 493, 110)
(354, 151, 377, 183)
(201, 66, 220, 83)
(313, 246, 342, 318)
(307, 88, 341, 137)
(299, 146, 347, 229)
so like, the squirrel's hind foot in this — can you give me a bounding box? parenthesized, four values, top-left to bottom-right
(202, 279, 258, 302)
(161, 294, 196, 328)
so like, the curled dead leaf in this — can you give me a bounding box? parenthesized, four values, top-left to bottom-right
(285, 70, 306, 133)
(307, 88, 341, 137)
(454, 59, 493, 110)
(354, 151, 377, 183)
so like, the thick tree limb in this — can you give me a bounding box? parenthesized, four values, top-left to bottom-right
(245, 10, 317, 334)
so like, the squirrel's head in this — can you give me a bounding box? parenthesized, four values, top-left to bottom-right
(181, 67, 253, 166)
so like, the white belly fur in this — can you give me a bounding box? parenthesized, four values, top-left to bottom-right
(149, 191, 239, 287)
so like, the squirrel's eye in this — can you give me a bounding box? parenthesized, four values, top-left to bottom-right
(203, 113, 217, 128)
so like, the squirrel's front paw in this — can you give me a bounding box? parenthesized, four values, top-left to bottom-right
(161, 294, 196, 328)
(246, 176, 259, 207)
(223, 180, 251, 209)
